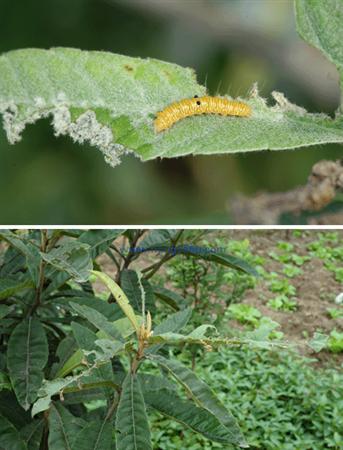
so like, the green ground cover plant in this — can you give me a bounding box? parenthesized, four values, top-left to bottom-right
(328, 329, 343, 353)
(327, 308, 343, 319)
(266, 294, 298, 312)
(226, 304, 262, 327)
(152, 347, 343, 449)
(224, 306, 284, 341)
(307, 233, 343, 284)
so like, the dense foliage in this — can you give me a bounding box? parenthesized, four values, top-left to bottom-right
(153, 347, 343, 449)
(0, 229, 342, 449)
(0, 229, 258, 450)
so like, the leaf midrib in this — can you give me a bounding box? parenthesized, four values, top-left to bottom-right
(24, 317, 32, 409)
(130, 374, 138, 450)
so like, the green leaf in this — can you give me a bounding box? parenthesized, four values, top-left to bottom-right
(138, 230, 179, 250)
(52, 295, 123, 321)
(146, 307, 192, 354)
(0, 391, 31, 428)
(154, 307, 192, 335)
(0, 304, 13, 319)
(41, 240, 92, 283)
(309, 332, 330, 352)
(149, 244, 258, 275)
(90, 339, 124, 362)
(70, 302, 123, 341)
(295, 0, 343, 101)
(7, 317, 48, 410)
(71, 322, 115, 384)
(150, 331, 281, 351)
(115, 372, 152, 450)
(145, 389, 240, 444)
(50, 336, 79, 378)
(0, 231, 40, 286)
(152, 286, 186, 310)
(149, 355, 247, 448)
(198, 250, 258, 276)
(0, 245, 25, 278)
(0, 278, 33, 301)
(0, 414, 27, 450)
(33, 342, 124, 416)
(48, 403, 85, 450)
(56, 320, 127, 380)
(73, 418, 112, 450)
(54, 348, 84, 379)
(62, 389, 107, 405)
(79, 230, 124, 258)
(20, 419, 44, 450)
(0, 318, 16, 336)
(328, 329, 343, 353)
(2, 48, 343, 166)
(111, 317, 142, 338)
(0, 372, 11, 391)
(0, 49, 202, 166)
(71, 321, 100, 353)
(32, 379, 81, 417)
(91, 271, 140, 335)
(147, 325, 217, 347)
(137, 374, 176, 393)
(120, 270, 155, 313)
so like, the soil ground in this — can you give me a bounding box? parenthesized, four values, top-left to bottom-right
(221, 230, 343, 367)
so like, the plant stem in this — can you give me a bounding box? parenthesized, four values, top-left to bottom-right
(114, 230, 145, 284)
(106, 248, 121, 270)
(110, 244, 126, 260)
(143, 252, 173, 280)
(105, 394, 120, 421)
(131, 337, 146, 374)
(123, 230, 145, 268)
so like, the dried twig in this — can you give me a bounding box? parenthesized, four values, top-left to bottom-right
(229, 160, 343, 224)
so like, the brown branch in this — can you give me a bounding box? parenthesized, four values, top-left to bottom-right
(104, 394, 120, 422)
(229, 160, 343, 225)
(106, 248, 121, 271)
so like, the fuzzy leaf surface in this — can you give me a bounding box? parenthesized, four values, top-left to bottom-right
(73, 419, 112, 450)
(48, 403, 85, 450)
(91, 271, 140, 334)
(115, 372, 152, 450)
(150, 355, 247, 447)
(145, 389, 241, 444)
(296, 0, 343, 97)
(120, 270, 155, 313)
(1, 48, 343, 167)
(41, 240, 92, 283)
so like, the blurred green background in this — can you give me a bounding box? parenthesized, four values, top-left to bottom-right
(0, 0, 342, 224)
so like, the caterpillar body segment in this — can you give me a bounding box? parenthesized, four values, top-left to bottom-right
(154, 95, 251, 132)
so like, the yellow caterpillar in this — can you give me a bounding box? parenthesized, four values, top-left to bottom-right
(154, 95, 251, 132)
